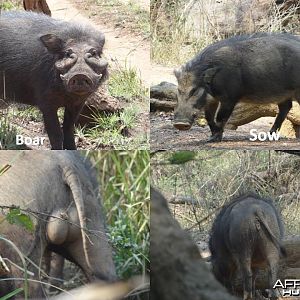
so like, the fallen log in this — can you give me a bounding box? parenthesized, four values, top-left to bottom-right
(150, 98, 176, 112)
(76, 88, 122, 127)
(23, 0, 51, 16)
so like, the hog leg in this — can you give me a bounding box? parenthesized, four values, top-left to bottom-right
(241, 259, 253, 300)
(270, 100, 292, 133)
(207, 100, 237, 142)
(267, 255, 280, 300)
(252, 268, 259, 299)
(41, 108, 63, 150)
(49, 253, 65, 291)
(63, 103, 84, 150)
(205, 100, 219, 135)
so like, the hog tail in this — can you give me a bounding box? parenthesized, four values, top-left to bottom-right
(255, 210, 286, 257)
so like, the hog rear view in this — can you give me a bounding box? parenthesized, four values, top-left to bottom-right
(209, 194, 286, 300)
(173, 33, 300, 142)
(0, 11, 108, 149)
(0, 151, 116, 298)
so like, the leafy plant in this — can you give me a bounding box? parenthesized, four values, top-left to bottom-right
(0, 115, 19, 150)
(108, 63, 148, 99)
(86, 150, 150, 278)
(5, 208, 34, 232)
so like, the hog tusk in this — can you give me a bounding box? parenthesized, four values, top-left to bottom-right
(60, 74, 66, 81)
(95, 74, 103, 79)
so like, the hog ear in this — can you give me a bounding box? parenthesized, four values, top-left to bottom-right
(99, 33, 105, 46)
(174, 68, 182, 80)
(203, 67, 219, 92)
(40, 34, 64, 54)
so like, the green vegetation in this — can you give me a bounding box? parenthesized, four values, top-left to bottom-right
(109, 64, 148, 99)
(10, 106, 44, 123)
(85, 150, 150, 278)
(152, 151, 300, 237)
(0, 0, 21, 10)
(0, 114, 19, 150)
(0, 288, 24, 300)
(79, 103, 148, 150)
(75, 65, 149, 149)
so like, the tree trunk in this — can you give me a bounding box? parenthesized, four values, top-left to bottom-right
(23, 0, 51, 16)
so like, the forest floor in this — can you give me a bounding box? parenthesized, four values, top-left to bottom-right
(151, 113, 300, 150)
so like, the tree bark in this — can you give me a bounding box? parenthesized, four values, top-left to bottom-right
(23, 0, 51, 16)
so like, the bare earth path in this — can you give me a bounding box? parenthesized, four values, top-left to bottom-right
(47, 0, 151, 86)
(151, 114, 300, 150)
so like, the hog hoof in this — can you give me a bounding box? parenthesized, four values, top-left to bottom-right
(207, 133, 223, 142)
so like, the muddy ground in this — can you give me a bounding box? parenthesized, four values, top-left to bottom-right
(151, 112, 300, 150)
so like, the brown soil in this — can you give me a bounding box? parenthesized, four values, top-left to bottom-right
(151, 112, 300, 150)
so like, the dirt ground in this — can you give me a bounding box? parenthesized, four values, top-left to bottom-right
(151, 112, 300, 150)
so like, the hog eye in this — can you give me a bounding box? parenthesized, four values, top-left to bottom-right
(189, 88, 198, 97)
(89, 49, 98, 57)
(65, 49, 74, 58)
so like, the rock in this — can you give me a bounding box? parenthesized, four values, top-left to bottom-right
(150, 82, 178, 100)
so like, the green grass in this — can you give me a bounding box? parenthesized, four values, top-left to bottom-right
(77, 103, 148, 149)
(77, 65, 149, 149)
(85, 150, 150, 278)
(0, 114, 20, 149)
(0, 0, 21, 10)
(108, 64, 148, 99)
(9, 106, 43, 123)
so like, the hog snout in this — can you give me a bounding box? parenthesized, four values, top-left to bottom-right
(173, 112, 194, 130)
(173, 122, 192, 131)
(62, 73, 98, 94)
(69, 74, 93, 88)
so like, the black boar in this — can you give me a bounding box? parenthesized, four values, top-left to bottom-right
(209, 193, 286, 300)
(0, 11, 108, 149)
(173, 33, 300, 142)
